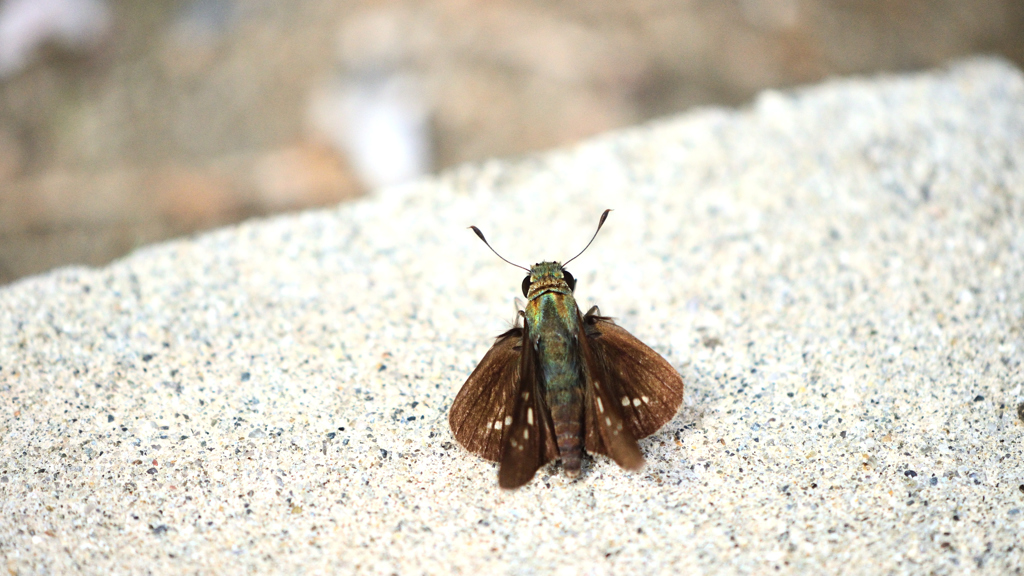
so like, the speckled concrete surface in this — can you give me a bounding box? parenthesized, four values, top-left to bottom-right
(2, 58, 1024, 574)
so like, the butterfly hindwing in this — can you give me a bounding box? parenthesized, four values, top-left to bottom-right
(583, 306, 685, 440)
(448, 327, 524, 462)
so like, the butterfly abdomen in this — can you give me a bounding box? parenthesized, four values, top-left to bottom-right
(528, 291, 585, 477)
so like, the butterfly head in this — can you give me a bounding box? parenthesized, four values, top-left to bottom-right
(522, 262, 575, 299)
(470, 209, 610, 299)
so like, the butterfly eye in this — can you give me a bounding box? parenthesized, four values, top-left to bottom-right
(521, 276, 532, 297)
(563, 270, 576, 291)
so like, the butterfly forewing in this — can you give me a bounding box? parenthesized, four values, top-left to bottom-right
(498, 321, 559, 489)
(583, 307, 685, 440)
(448, 327, 524, 461)
(581, 323, 645, 470)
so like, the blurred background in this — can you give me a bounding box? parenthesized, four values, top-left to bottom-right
(0, 0, 1022, 285)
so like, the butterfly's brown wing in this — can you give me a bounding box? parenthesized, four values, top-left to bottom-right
(497, 319, 559, 489)
(583, 307, 685, 441)
(580, 311, 645, 470)
(448, 327, 524, 461)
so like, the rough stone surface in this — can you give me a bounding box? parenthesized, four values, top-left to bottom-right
(2, 58, 1023, 574)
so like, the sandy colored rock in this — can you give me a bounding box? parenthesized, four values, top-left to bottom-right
(1, 58, 1023, 574)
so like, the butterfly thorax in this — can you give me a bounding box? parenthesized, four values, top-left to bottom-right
(523, 261, 585, 476)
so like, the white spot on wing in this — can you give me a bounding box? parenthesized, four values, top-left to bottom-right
(597, 398, 604, 413)
(605, 417, 612, 426)
(632, 398, 641, 407)
(504, 416, 512, 426)
(641, 395, 649, 404)
(527, 408, 534, 425)
(494, 420, 502, 430)
(621, 396, 629, 406)
(523, 429, 529, 440)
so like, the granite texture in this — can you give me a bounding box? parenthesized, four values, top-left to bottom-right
(2, 58, 1024, 574)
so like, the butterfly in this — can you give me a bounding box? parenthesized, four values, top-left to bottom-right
(449, 210, 685, 488)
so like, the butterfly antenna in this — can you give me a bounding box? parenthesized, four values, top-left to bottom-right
(563, 209, 612, 267)
(469, 225, 530, 272)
